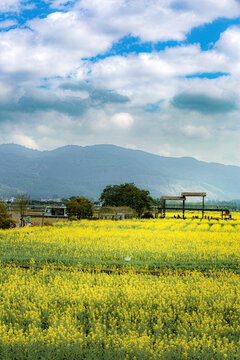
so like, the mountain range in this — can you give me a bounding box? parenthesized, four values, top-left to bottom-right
(0, 143, 239, 200)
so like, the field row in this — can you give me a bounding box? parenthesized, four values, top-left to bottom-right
(0, 268, 239, 360)
(0, 219, 239, 272)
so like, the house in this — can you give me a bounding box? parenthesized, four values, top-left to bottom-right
(44, 205, 67, 217)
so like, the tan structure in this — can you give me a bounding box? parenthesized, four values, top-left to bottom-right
(160, 196, 186, 200)
(160, 192, 207, 218)
(181, 192, 206, 197)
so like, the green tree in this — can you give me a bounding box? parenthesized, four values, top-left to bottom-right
(100, 183, 153, 218)
(151, 198, 165, 207)
(0, 202, 15, 229)
(66, 197, 93, 220)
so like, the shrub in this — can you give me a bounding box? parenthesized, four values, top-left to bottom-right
(66, 197, 93, 220)
(69, 215, 78, 221)
(0, 202, 15, 229)
(141, 211, 154, 219)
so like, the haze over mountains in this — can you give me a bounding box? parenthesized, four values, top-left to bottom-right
(0, 143, 239, 201)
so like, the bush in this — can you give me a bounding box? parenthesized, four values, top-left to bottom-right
(141, 211, 154, 219)
(0, 202, 15, 229)
(66, 197, 93, 220)
(69, 215, 78, 221)
(43, 221, 53, 227)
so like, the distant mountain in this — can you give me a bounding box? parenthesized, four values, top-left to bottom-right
(0, 143, 239, 200)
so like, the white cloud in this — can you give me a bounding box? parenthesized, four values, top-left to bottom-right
(0, 0, 22, 12)
(81, 43, 234, 106)
(0, 1, 239, 166)
(73, 0, 240, 42)
(0, 82, 13, 101)
(0, 0, 239, 81)
(110, 113, 134, 128)
(215, 26, 240, 74)
(11, 134, 39, 149)
(0, 11, 115, 79)
(178, 0, 240, 18)
(0, 20, 17, 29)
(0, 1, 238, 84)
(28, 11, 114, 55)
(183, 125, 211, 139)
(36, 124, 56, 136)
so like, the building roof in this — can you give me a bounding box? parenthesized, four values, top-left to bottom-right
(181, 192, 206, 197)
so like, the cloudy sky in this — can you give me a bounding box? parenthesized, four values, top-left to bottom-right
(0, 0, 239, 165)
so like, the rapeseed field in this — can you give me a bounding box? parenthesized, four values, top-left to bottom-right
(0, 215, 239, 359)
(0, 216, 239, 272)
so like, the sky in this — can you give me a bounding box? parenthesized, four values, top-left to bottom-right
(0, 0, 240, 165)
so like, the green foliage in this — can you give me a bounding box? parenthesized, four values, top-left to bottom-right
(66, 197, 93, 219)
(61, 198, 69, 204)
(151, 198, 164, 206)
(100, 183, 153, 217)
(0, 202, 15, 229)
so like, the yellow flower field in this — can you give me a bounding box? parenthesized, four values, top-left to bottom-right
(0, 268, 239, 359)
(0, 215, 239, 359)
(0, 217, 239, 272)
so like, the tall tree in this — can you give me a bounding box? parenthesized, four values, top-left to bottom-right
(66, 197, 93, 219)
(100, 183, 153, 217)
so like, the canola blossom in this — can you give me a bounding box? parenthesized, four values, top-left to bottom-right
(0, 268, 239, 359)
(0, 215, 239, 359)
(0, 217, 239, 272)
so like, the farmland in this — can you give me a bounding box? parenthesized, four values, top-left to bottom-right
(1, 216, 239, 272)
(0, 216, 239, 359)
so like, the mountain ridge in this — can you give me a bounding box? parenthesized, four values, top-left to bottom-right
(1, 142, 239, 167)
(0, 143, 239, 200)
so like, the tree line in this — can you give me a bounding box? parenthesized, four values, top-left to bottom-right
(66, 183, 153, 220)
(0, 183, 153, 228)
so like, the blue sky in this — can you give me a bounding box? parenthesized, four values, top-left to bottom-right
(0, 0, 239, 165)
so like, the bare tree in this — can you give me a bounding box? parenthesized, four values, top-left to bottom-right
(15, 194, 29, 218)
